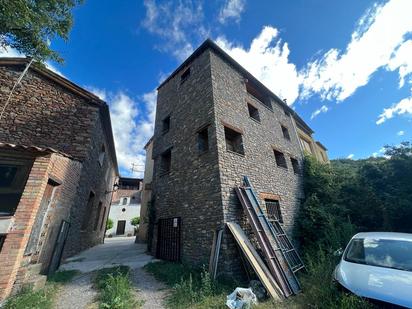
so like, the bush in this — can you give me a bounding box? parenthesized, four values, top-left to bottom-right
(3, 285, 57, 309)
(106, 218, 113, 230)
(130, 217, 140, 226)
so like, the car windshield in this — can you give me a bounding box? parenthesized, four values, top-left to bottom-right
(344, 238, 412, 272)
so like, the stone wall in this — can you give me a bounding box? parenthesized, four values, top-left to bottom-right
(0, 64, 97, 160)
(152, 50, 224, 266)
(210, 49, 304, 274)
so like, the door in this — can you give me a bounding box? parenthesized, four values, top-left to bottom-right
(156, 217, 181, 262)
(116, 220, 126, 235)
(48, 220, 70, 274)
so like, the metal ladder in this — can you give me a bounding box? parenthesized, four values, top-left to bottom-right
(238, 176, 303, 296)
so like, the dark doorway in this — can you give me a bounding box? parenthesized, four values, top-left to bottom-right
(156, 217, 181, 262)
(116, 220, 126, 235)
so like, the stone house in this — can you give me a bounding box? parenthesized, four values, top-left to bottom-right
(0, 58, 118, 300)
(150, 39, 328, 275)
(106, 177, 142, 237)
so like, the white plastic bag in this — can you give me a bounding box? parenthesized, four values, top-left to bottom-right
(226, 287, 258, 309)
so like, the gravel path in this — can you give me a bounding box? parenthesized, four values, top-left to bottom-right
(54, 273, 97, 309)
(131, 267, 168, 309)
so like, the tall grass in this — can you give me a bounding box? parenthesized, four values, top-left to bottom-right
(94, 266, 143, 309)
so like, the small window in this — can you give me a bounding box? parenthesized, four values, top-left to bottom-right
(81, 191, 95, 230)
(160, 149, 172, 174)
(162, 116, 170, 134)
(274, 150, 287, 169)
(122, 208, 126, 212)
(100, 207, 107, 231)
(121, 197, 128, 205)
(181, 67, 191, 84)
(98, 144, 105, 166)
(264, 199, 283, 223)
(224, 126, 244, 155)
(291, 158, 299, 174)
(198, 127, 209, 153)
(247, 103, 260, 122)
(94, 202, 103, 231)
(281, 125, 290, 140)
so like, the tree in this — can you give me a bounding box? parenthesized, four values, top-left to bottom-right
(130, 217, 140, 227)
(0, 0, 83, 62)
(106, 218, 113, 230)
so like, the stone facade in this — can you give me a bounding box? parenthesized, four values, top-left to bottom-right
(0, 58, 118, 300)
(151, 40, 326, 276)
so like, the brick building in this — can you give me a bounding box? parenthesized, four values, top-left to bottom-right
(0, 58, 118, 300)
(150, 40, 327, 275)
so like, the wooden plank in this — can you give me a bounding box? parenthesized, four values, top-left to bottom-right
(226, 222, 283, 301)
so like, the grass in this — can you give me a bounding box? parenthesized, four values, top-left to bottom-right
(3, 270, 80, 309)
(144, 258, 374, 309)
(93, 266, 143, 309)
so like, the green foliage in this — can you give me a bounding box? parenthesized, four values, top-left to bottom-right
(144, 262, 239, 309)
(130, 217, 140, 227)
(94, 266, 142, 309)
(3, 285, 57, 309)
(0, 0, 82, 62)
(106, 218, 113, 230)
(47, 270, 79, 283)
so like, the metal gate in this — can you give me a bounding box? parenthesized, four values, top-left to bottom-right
(156, 217, 181, 262)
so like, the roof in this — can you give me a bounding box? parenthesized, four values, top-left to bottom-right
(157, 39, 314, 134)
(0, 142, 77, 160)
(353, 232, 412, 241)
(0, 57, 119, 176)
(144, 136, 154, 150)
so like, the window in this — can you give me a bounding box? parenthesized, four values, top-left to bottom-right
(98, 144, 105, 166)
(160, 149, 172, 174)
(264, 199, 283, 223)
(246, 81, 271, 109)
(300, 138, 313, 155)
(247, 103, 260, 122)
(81, 191, 95, 230)
(121, 197, 128, 205)
(274, 150, 287, 169)
(198, 127, 209, 153)
(291, 158, 299, 174)
(0, 234, 5, 252)
(0, 160, 32, 216)
(181, 67, 191, 84)
(162, 116, 170, 134)
(100, 207, 107, 231)
(224, 126, 244, 155)
(94, 202, 103, 231)
(281, 125, 290, 140)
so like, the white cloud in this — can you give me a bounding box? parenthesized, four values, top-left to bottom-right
(397, 130, 405, 136)
(216, 26, 300, 104)
(347, 154, 355, 159)
(310, 105, 329, 120)
(300, 0, 412, 102)
(88, 87, 157, 177)
(376, 94, 412, 124)
(386, 40, 412, 87)
(142, 0, 208, 61)
(218, 0, 245, 24)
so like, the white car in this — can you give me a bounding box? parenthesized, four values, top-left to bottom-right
(334, 232, 412, 308)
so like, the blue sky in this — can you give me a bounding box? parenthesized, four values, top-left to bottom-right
(2, 0, 412, 176)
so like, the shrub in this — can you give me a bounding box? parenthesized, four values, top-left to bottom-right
(106, 218, 113, 230)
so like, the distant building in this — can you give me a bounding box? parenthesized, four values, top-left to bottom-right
(0, 58, 118, 300)
(106, 177, 142, 237)
(137, 137, 153, 243)
(149, 39, 328, 275)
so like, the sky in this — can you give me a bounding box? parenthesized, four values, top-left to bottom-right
(2, 0, 412, 177)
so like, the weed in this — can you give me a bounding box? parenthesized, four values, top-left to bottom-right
(3, 284, 57, 309)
